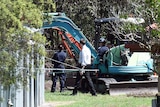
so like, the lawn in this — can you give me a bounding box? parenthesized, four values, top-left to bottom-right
(45, 90, 155, 107)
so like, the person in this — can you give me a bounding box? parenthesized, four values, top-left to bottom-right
(51, 44, 67, 92)
(71, 38, 97, 96)
(98, 37, 109, 60)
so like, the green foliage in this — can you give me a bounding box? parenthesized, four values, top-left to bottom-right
(0, 0, 55, 87)
(33, 0, 56, 12)
(62, 1, 97, 41)
(61, 0, 160, 42)
(0, 50, 17, 86)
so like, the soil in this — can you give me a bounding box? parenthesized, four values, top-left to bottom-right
(44, 76, 74, 107)
(45, 77, 60, 91)
(40, 101, 75, 107)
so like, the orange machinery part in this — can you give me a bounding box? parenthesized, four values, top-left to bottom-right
(56, 28, 82, 58)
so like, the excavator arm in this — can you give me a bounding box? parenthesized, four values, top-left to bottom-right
(54, 28, 81, 62)
(42, 12, 99, 64)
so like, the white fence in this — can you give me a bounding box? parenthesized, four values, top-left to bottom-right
(0, 52, 45, 107)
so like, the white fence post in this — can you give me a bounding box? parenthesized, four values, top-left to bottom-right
(0, 46, 45, 107)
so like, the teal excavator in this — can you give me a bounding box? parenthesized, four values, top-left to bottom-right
(42, 13, 157, 95)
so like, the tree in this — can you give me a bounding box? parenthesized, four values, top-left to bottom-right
(59, 0, 160, 44)
(60, 0, 98, 41)
(0, 0, 55, 87)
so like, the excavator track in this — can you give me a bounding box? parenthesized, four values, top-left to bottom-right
(66, 76, 158, 96)
(109, 80, 158, 96)
(94, 77, 158, 96)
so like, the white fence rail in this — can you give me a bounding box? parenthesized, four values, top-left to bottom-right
(0, 52, 45, 107)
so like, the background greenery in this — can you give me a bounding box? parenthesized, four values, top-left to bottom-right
(60, 0, 160, 42)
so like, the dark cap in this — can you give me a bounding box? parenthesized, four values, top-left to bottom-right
(80, 38, 86, 44)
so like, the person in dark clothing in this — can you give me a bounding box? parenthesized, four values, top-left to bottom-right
(98, 37, 109, 60)
(71, 38, 97, 96)
(51, 44, 67, 92)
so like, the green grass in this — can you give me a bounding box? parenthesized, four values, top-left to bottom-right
(45, 90, 155, 107)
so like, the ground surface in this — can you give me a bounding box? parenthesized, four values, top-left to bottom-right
(43, 78, 70, 107)
(43, 75, 155, 107)
(40, 101, 75, 107)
